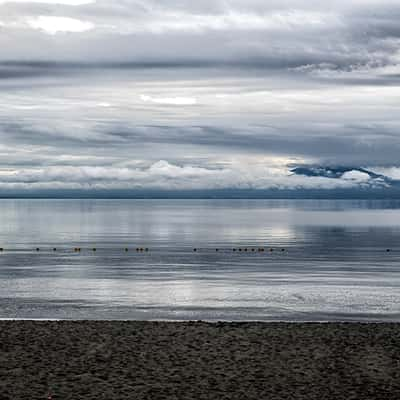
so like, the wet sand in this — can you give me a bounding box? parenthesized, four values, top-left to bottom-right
(0, 321, 400, 399)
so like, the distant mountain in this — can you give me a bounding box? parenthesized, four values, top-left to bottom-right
(291, 166, 397, 186)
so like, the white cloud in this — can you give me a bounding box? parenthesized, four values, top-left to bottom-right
(0, 0, 93, 4)
(97, 102, 112, 108)
(27, 16, 94, 34)
(140, 95, 197, 106)
(372, 167, 400, 180)
(341, 170, 371, 182)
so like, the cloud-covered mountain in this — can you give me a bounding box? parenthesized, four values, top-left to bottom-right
(291, 166, 398, 185)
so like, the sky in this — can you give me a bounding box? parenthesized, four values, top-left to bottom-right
(1, 0, 400, 195)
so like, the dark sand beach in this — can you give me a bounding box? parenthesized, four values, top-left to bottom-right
(1, 321, 400, 399)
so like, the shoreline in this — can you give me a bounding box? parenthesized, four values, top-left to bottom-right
(1, 321, 400, 399)
(1, 318, 400, 323)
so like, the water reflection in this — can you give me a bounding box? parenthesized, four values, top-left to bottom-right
(0, 199, 400, 320)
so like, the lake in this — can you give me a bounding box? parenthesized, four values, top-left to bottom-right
(0, 199, 399, 321)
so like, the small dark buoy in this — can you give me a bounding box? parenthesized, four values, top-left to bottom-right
(36, 248, 40, 252)
(193, 248, 197, 252)
(0, 248, 3, 252)
(281, 248, 285, 252)
(233, 248, 236, 252)
(145, 248, 149, 252)
(239, 248, 242, 252)
(53, 248, 57, 252)
(386, 249, 391, 252)
(93, 248, 96, 252)
(216, 249, 219, 252)
(251, 248, 255, 252)
(125, 248, 129, 252)
(244, 248, 248, 252)
(270, 248, 274, 252)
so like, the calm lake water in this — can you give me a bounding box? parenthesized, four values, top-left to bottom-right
(0, 199, 400, 321)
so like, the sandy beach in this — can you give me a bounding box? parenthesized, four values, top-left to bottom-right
(0, 322, 399, 399)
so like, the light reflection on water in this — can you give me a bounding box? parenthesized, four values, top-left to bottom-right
(0, 199, 400, 321)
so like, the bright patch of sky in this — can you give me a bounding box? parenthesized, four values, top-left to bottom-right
(27, 16, 94, 34)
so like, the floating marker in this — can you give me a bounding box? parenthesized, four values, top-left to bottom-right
(251, 248, 255, 252)
(193, 248, 197, 252)
(386, 249, 391, 252)
(216, 249, 219, 252)
(145, 248, 149, 252)
(36, 248, 40, 252)
(233, 248, 236, 252)
(53, 248, 57, 252)
(270, 248, 274, 252)
(0, 248, 3, 252)
(93, 248, 96, 252)
(125, 248, 129, 252)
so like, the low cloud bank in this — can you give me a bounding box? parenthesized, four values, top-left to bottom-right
(0, 161, 395, 193)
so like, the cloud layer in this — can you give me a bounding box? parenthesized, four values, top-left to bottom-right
(0, 1, 400, 193)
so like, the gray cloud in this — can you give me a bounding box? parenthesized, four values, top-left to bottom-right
(0, 1, 396, 70)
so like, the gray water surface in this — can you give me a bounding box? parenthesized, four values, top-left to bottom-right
(0, 199, 400, 321)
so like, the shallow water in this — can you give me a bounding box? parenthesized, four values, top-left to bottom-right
(0, 199, 400, 321)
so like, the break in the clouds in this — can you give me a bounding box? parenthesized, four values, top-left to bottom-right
(1, 0, 400, 195)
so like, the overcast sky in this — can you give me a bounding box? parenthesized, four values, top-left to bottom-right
(1, 0, 400, 193)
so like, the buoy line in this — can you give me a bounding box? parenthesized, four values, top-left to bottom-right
(0, 247, 289, 253)
(0, 246, 394, 253)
